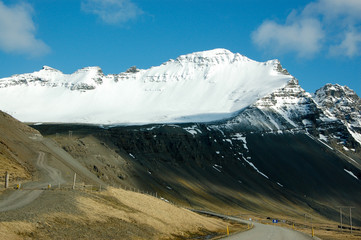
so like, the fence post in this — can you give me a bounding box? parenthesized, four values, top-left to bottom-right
(5, 171, 9, 189)
(72, 173, 76, 190)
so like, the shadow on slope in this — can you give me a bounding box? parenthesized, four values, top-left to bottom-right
(33, 123, 361, 227)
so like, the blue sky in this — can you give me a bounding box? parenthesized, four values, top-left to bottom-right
(0, 0, 360, 95)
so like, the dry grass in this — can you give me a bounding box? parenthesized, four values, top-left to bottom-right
(0, 155, 31, 183)
(0, 187, 243, 239)
(0, 221, 35, 240)
(72, 187, 229, 239)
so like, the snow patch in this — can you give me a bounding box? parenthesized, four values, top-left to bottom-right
(319, 134, 328, 142)
(344, 169, 359, 180)
(213, 164, 222, 173)
(184, 125, 202, 136)
(241, 157, 269, 179)
(232, 133, 248, 150)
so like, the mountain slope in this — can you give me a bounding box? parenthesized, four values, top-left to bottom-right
(32, 122, 361, 227)
(0, 113, 233, 240)
(0, 49, 293, 124)
(0, 110, 41, 183)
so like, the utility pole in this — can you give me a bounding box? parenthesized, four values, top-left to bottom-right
(350, 207, 353, 233)
(337, 206, 355, 233)
(340, 207, 343, 231)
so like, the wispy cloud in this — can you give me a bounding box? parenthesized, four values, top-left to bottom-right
(329, 30, 361, 57)
(81, 0, 143, 25)
(252, 16, 324, 58)
(252, 0, 361, 58)
(0, 1, 50, 57)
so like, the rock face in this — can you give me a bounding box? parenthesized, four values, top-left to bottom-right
(222, 79, 360, 153)
(314, 84, 361, 146)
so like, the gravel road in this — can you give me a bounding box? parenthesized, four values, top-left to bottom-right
(0, 152, 63, 212)
(0, 137, 107, 212)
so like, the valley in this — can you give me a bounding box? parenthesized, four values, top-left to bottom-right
(0, 49, 360, 239)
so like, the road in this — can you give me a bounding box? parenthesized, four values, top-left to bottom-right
(41, 138, 105, 185)
(192, 210, 317, 240)
(223, 219, 315, 240)
(0, 151, 65, 212)
(0, 137, 106, 212)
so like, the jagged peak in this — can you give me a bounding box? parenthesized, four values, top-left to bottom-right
(73, 66, 103, 74)
(40, 66, 63, 73)
(315, 83, 359, 99)
(174, 48, 252, 64)
(42, 65, 57, 71)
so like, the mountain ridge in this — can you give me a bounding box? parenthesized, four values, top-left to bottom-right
(0, 48, 360, 151)
(0, 49, 293, 124)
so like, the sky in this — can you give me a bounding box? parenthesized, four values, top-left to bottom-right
(0, 0, 360, 96)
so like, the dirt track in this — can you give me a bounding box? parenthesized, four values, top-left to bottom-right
(0, 151, 65, 212)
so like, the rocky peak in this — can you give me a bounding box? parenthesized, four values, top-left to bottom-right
(315, 84, 361, 108)
(314, 84, 361, 127)
(175, 48, 251, 65)
(41, 66, 62, 73)
(273, 60, 290, 75)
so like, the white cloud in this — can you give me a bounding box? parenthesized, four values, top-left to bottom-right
(0, 1, 49, 57)
(252, 0, 361, 58)
(252, 17, 324, 58)
(81, 0, 143, 25)
(329, 30, 361, 57)
(304, 0, 361, 22)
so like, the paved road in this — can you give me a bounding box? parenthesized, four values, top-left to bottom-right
(223, 220, 314, 240)
(0, 152, 65, 212)
(192, 210, 316, 240)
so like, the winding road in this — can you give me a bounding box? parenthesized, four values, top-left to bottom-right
(223, 219, 315, 240)
(0, 152, 65, 212)
(192, 210, 317, 240)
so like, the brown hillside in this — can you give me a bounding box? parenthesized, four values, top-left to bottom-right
(0, 111, 41, 184)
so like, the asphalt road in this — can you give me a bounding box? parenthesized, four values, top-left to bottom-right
(223, 220, 314, 240)
(192, 210, 316, 240)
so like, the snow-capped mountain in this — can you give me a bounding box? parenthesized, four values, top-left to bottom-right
(224, 79, 361, 151)
(0, 48, 360, 150)
(227, 79, 333, 131)
(314, 84, 361, 145)
(0, 49, 293, 124)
